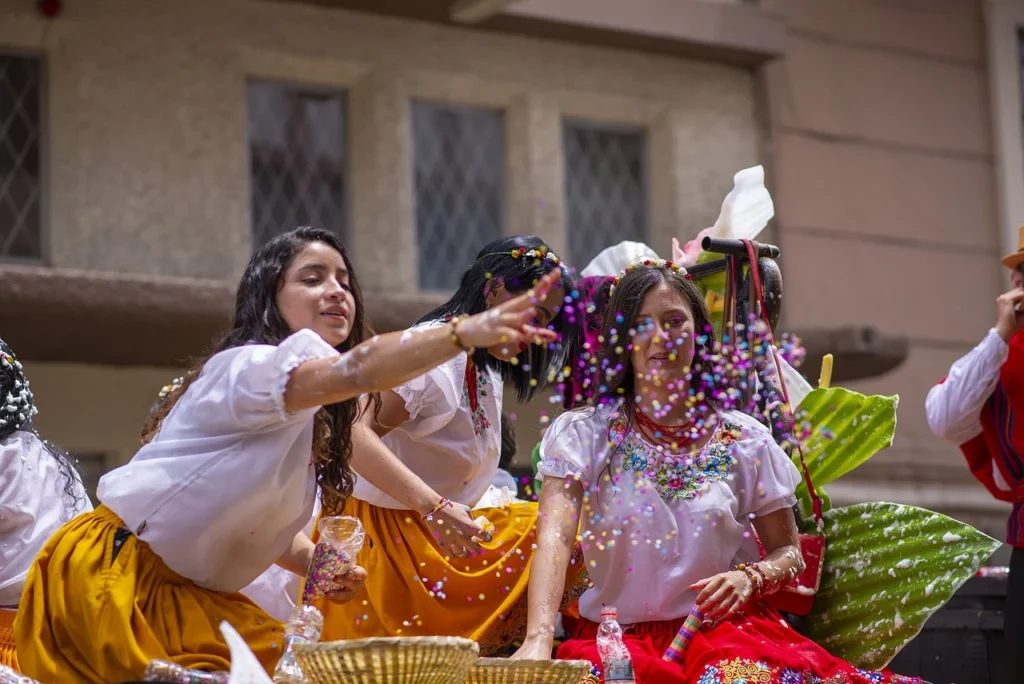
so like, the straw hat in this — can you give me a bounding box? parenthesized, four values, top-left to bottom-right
(1001, 224, 1024, 270)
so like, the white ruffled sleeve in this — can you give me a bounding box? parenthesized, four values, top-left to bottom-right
(191, 329, 342, 432)
(537, 410, 607, 487)
(729, 416, 801, 519)
(391, 352, 465, 439)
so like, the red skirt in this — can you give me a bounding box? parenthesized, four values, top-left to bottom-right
(557, 602, 923, 683)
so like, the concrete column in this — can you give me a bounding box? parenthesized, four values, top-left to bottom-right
(506, 93, 568, 262)
(348, 70, 417, 294)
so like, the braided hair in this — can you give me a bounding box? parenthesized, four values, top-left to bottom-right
(0, 337, 89, 519)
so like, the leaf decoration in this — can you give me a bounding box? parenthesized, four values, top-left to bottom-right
(792, 388, 898, 519)
(804, 502, 1002, 670)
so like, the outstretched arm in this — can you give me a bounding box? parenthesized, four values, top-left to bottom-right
(512, 476, 584, 660)
(284, 270, 561, 413)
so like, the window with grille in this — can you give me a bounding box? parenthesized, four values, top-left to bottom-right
(563, 120, 647, 267)
(0, 53, 43, 261)
(247, 80, 347, 249)
(412, 101, 504, 291)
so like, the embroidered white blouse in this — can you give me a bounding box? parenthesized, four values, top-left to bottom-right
(0, 431, 93, 607)
(352, 330, 504, 509)
(98, 330, 340, 593)
(538, 404, 801, 625)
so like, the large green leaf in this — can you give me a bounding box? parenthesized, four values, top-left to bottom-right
(792, 388, 898, 518)
(804, 502, 1001, 670)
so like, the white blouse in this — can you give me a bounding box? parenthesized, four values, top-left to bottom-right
(353, 332, 503, 509)
(98, 330, 340, 593)
(538, 404, 801, 625)
(0, 431, 93, 607)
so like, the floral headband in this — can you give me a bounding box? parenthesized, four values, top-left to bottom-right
(157, 377, 184, 400)
(608, 258, 689, 296)
(477, 246, 561, 266)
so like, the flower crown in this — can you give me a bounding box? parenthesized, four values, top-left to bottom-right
(608, 258, 689, 296)
(157, 377, 185, 400)
(478, 247, 561, 265)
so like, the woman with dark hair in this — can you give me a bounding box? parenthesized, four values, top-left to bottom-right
(513, 261, 921, 683)
(14, 227, 559, 682)
(0, 338, 92, 672)
(316, 235, 589, 653)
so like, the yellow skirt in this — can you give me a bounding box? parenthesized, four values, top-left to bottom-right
(15, 505, 284, 683)
(314, 498, 590, 655)
(0, 608, 17, 671)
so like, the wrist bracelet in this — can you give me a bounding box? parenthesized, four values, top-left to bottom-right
(422, 497, 453, 521)
(447, 316, 475, 354)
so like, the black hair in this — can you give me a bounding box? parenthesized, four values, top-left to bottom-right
(0, 338, 88, 520)
(499, 413, 516, 471)
(416, 235, 579, 402)
(143, 226, 380, 516)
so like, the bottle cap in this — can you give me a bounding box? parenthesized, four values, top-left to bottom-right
(600, 606, 618, 619)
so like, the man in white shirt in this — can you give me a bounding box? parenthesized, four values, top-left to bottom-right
(925, 225, 1024, 671)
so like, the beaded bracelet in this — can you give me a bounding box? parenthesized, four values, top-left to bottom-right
(448, 316, 475, 354)
(735, 563, 764, 597)
(422, 497, 453, 521)
(748, 563, 770, 595)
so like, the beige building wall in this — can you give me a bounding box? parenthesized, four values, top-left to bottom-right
(0, 0, 762, 478)
(762, 0, 1010, 541)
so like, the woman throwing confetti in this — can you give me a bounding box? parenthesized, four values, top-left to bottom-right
(512, 261, 921, 683)
(316, 235, 589, 654)
(0, 338, 92, 672)
(14, 226, 559, 682)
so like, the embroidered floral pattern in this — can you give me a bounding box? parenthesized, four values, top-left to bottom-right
(612, 417, 740, 503)
(463, 368, 491, 437)
(697, 661, 918, 684)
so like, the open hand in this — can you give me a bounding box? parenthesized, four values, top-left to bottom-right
(690, 570, 754, 628)
(455, 269, 563, 350)
(424, 501, 492, 558)
(326, 565, 368, 604)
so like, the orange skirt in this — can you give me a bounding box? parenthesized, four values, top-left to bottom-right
(0, 608, 17, 671)
(313, 498, 590, 655)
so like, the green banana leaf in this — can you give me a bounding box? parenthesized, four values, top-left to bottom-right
(792, 388, 898, 519)
(804, 502, 1002, 670)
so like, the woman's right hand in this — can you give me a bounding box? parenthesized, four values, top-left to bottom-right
(454, 269, 563, 350)
(423, 500, 492, 557)
(511, 635, 554, 661)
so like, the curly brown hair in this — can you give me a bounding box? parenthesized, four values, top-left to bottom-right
(142, 227, 380, 515)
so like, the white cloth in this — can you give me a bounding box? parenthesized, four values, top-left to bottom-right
(537, 405, 801, 625)
(240, 498, 321, 622)
(0, 431, 93, 607)
(353, 335, 503, 509)
(98, 330, 340, 593)
(925, 328, 1011, 491)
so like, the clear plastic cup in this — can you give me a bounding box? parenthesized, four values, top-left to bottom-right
(301, 516, 365, 604)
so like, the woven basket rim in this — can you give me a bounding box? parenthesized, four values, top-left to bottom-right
(472, 658, 592, 671)
(295, 635, 480, 654)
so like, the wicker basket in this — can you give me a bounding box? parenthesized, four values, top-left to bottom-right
(294, 636, 479, 684)
(466, 658, 594, 684)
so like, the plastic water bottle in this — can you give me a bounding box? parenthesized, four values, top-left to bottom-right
(143, 660, 228, 683)
(596, 606, 635, 683)
(273, 604, 324, 683)
(0, 664, 40, 684)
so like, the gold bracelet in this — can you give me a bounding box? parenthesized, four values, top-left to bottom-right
(448, 316, 475, 354)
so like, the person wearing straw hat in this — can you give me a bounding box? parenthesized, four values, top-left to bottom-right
(926, 224, 1024, 671)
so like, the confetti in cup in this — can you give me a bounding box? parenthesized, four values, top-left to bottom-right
(302, 515, 365, 604)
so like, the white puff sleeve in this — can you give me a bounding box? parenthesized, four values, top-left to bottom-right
(730, 417, 801, 519)
(391, 353, 465, 439)
(186, 329, 342, 433)
(537, 410, 607, 487)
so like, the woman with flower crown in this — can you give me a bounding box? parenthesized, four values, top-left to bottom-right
(314, 235, 591, 653)
(0, 337, 93, 673)
(511, 261, 922, 683)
